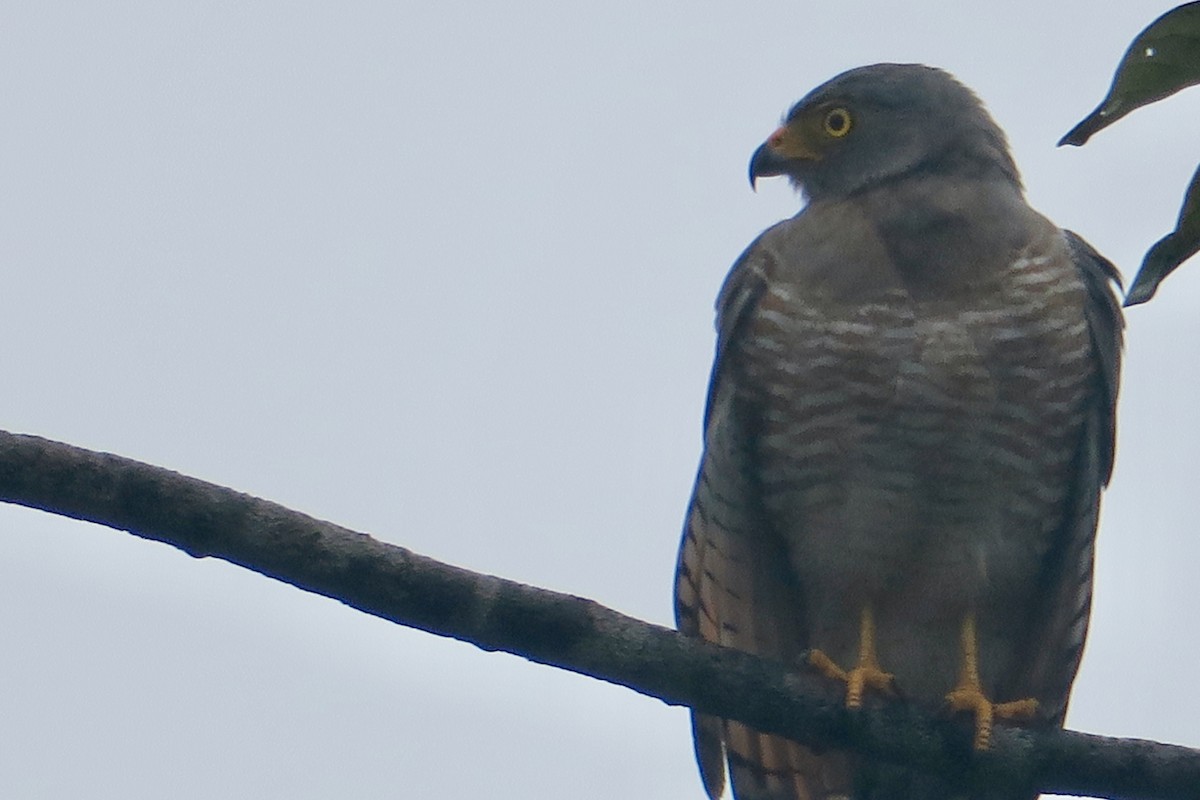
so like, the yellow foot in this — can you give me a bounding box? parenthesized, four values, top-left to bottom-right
(945, 613, 1038, 750)
(945, 683, 1038, 750)
(809, 649, 895, 708)
(808, 606, 895, 708)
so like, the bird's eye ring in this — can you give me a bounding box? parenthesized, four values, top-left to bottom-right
(823, 107, 852, 138)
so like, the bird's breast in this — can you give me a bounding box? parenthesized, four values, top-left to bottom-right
(739, 249, 1093, 617)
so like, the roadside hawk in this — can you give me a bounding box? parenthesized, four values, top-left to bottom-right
(674, 64, 1122, 800)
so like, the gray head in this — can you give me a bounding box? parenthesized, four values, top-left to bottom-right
(749, 64, 1020, 201)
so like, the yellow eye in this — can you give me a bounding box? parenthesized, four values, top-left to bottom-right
(823, 107, 852, 137)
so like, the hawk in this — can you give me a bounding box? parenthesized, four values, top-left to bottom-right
(674, 64, 1122, 800)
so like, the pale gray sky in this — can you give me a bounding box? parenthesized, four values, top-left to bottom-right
(1, 2, 1198, 798)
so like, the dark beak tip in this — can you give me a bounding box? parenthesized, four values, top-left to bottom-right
(747, 142, 770, 191)
(748, 140, 789, 191)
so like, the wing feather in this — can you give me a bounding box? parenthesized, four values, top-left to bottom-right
(675, 241, 851, 800)
(1007, 231, 1123, 724)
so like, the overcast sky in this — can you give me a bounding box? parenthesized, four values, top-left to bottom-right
(2, 3, 1198, 798)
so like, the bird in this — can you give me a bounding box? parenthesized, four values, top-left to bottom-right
(674, 64, 1122, 800)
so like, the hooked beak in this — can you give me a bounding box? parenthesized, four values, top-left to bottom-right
(748, 124, 818, 190)
(748, 139, 790, 190)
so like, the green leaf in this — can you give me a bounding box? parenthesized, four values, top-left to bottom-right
(1124, 163, 1200, 305)
(1059, 2, 1200, 146)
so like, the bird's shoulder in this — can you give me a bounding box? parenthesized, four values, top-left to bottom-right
(740, 201, 898, 300)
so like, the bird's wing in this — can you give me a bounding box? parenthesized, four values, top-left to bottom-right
(675, 240, 846, 800)
(1068, 230, 1123, 485)
(1005, 231, 1123, 724)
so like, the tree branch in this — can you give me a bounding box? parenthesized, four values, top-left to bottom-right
(0, 429, 1194, 799)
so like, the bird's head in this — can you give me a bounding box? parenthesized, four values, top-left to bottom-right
(749, 63, 1020, 201)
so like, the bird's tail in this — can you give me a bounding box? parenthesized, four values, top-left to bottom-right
(694, 712, 854, 800)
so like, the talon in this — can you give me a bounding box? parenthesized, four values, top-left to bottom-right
(845, 662, 895, 709)
(945, 613, 1038, 749)
(809, 606, 895, 709)
(808, 648, 848, 682)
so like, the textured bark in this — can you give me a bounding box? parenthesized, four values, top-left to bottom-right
(0, 429, 1194, 799)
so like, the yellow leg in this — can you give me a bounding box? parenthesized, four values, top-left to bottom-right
(944, 613, 1038, 750)
(809, 605, 895, 708)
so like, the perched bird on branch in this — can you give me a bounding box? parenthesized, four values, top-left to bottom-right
(675, 64, 1122, 800)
